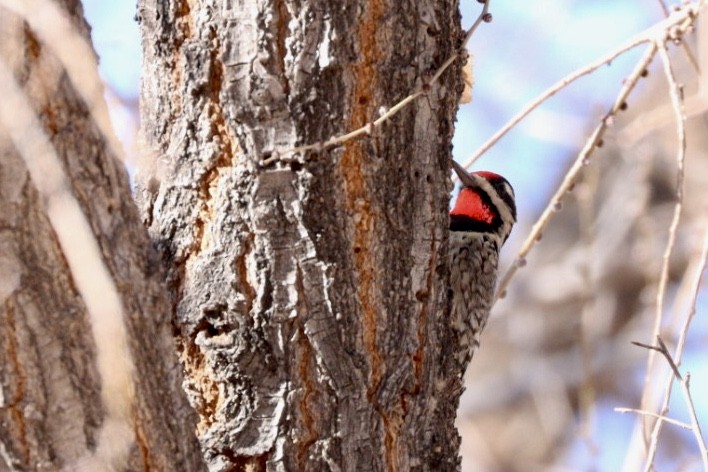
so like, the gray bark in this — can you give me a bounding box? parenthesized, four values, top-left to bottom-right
(137, 0, 465, 470)
(0, 3, 204, 471)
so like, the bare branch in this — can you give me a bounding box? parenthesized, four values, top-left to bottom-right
(459, 1, 703, 175)
(655, 0, 701, 72)
(263, 0, 493, 165)
(656, 0, 670, 16)
(630, 217, 708, 472)
(631, 338, 682, 382)
(462, 0, 493, 46)
(681, 372, 708, 472)
(615, 407, 692, 430)
(631, 219, 708, 471)
(637, 39, 689, 471)
(494, 42, 659, 301)
(460, 36, 649, 175)
(668, 223, 708, 471)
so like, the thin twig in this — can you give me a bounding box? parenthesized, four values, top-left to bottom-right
(682, 372, 708, 472)
(655, 0, 701, 72)
(263, 0, 492, 165)
(462, 0, 493, 45)
(459, 2, 702, 174)
(639, 39, 688, 470)
(640, 95, 708, 472)
(459, 36, 649, 174)
(678, 223, 708, 470)
(643, 221, 708, 472)
(493, 1, 704, 302)
(615, 407, 692, 430)
(656, 0, 670, 16)
(273, 90, 426, 162)
(493, 43, 658, 301)
(632, 339, 682, 380)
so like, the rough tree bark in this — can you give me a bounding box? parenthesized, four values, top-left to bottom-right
(0, 2, 204, 470)
(137, 0, 466, 470)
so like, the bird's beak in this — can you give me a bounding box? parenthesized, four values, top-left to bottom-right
(451, 160, 479, 188)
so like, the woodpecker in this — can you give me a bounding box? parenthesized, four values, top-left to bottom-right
(448, 159, 516, 371)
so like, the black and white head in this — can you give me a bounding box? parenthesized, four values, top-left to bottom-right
(449, 160, 517, 245)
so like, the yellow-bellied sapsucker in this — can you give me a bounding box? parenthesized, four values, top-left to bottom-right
(448, 160, 516, 371)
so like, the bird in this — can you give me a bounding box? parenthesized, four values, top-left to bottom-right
(448, 159, 516, 371)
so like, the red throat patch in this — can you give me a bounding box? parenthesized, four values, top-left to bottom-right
(450, 188, 495, 224)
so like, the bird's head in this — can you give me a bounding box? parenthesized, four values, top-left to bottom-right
(449, 160, 516, 245)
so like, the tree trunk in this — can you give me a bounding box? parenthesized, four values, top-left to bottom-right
(0, 2, 204, 470)
(137, 0, 465, 470)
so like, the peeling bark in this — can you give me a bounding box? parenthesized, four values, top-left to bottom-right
(137, 0, 465, 470)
